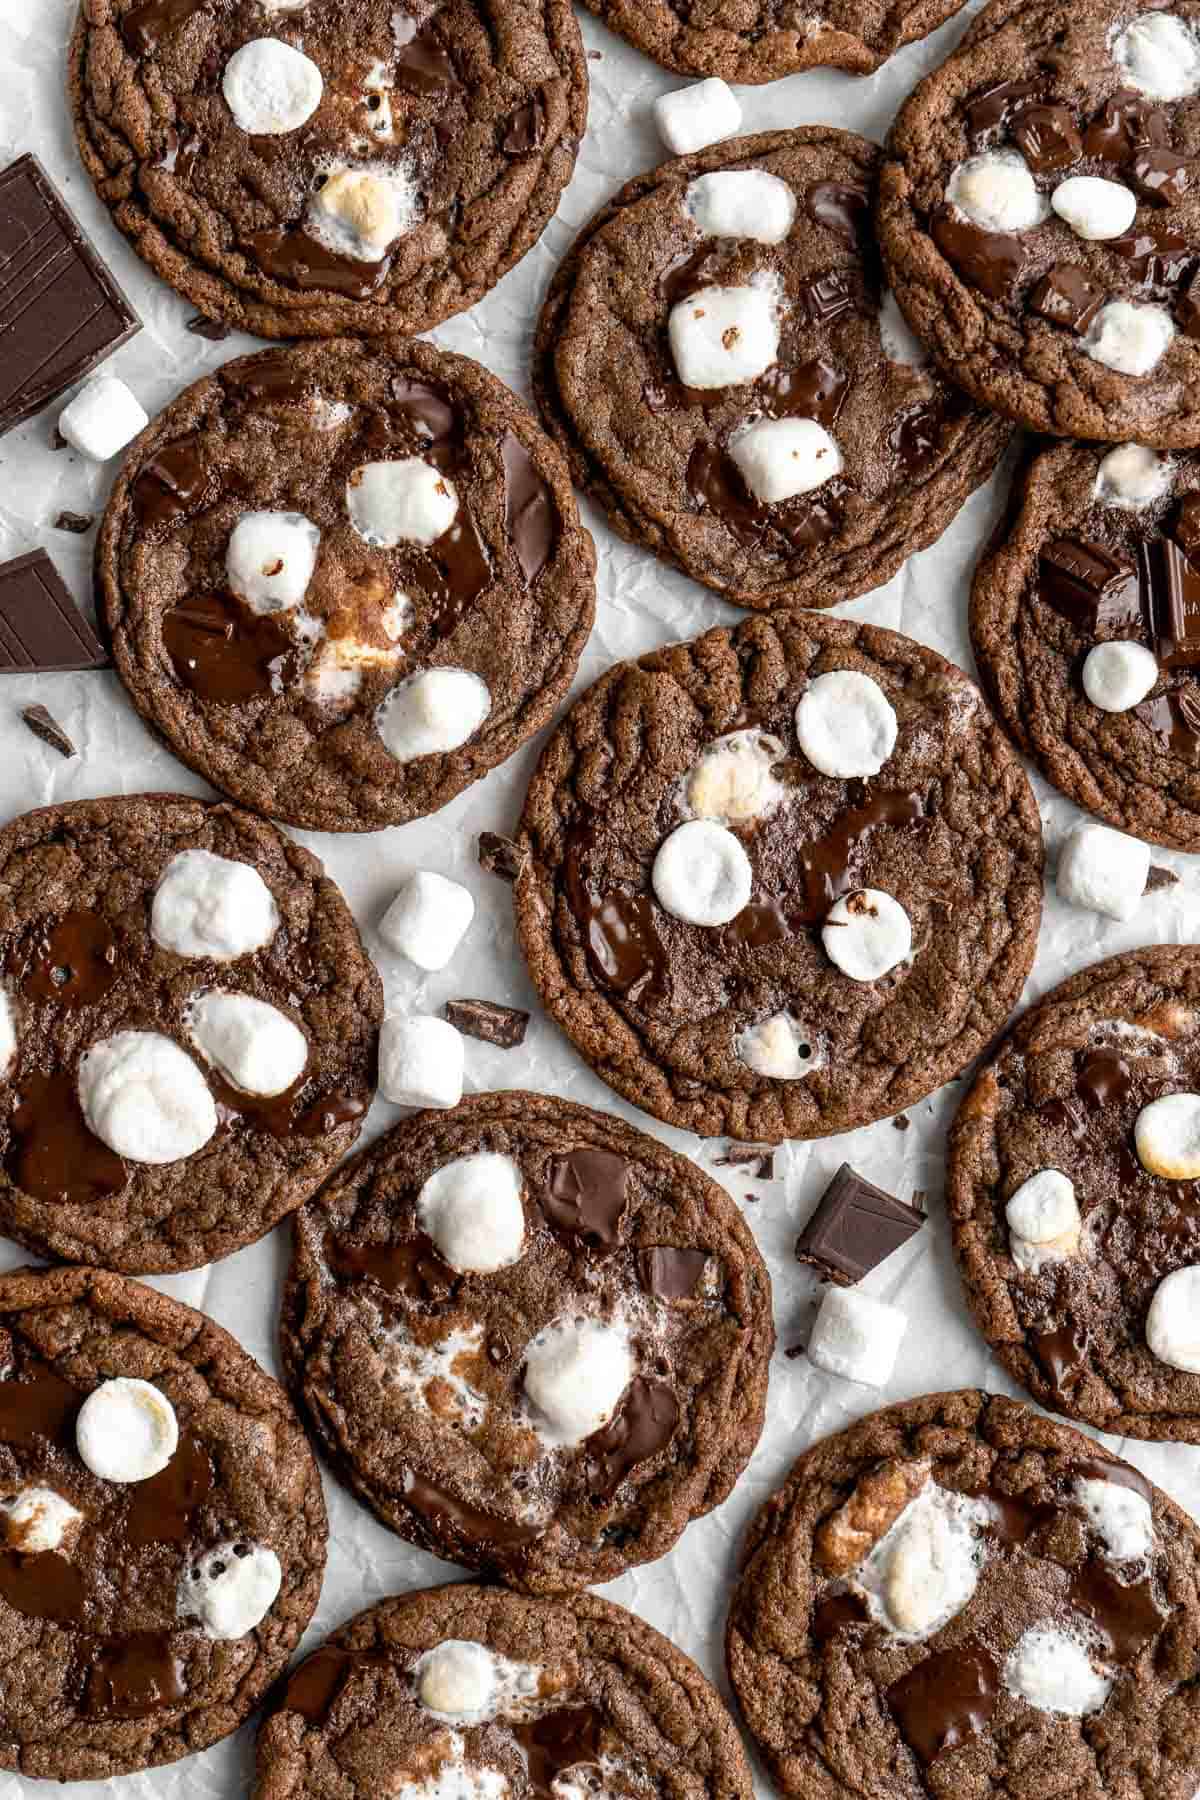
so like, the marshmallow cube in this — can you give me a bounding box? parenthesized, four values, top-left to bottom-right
(685, 171, 796, 244)
(668, 286, 780, 390)
(151, 848, 280, 961)
(76, 1377, 179, 1483)
(731, 418, 843, 503)
(380, 871, 476, 972)
(1135, 1093, 1200, 1180)
(523, 1317, 633, 1445)
(1082, 641, 1160, 713)
(58, 376, 149, 463)
(822, 889, 912, 983)
(1057, 821, 1150, 921)
(379, 1014, 464, 1110)
(226, 511, 320, 613)
(1086, 302, 1176, 376)
(187, 991, 308, 1096)
(222, 38, 324, 135)
(376, 669, 491, 763)
(652, 819, 753, 926)
(653, 78, 742, 156)
(180, 1542, 283, 1639)
(947, 152, 1047, 232)
(1051, 176, 1137, 242)
(417, 1641, 499, 1721)
(795, 670, 898, 778)
(808, 1286, 907, 1388)
(347, 458, 459, 548)
(78, 1030, 218, 1164)
(0, 988, 15, 1078)
(1095, 444, 1173, 510)
(1113, 13, 1200, 101)
(1003, 1628, 1113, 1717)
(417, 1152, 526, 1273)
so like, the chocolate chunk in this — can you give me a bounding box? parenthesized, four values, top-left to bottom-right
(0, 551, 108, 672)
(761, 359, 849, 429)
(1085, 90, 1170, 163)
(1130, 151, 1194, 207)
(638, 1246, 710, 1299)
(795, 1163, 925, 1286)
(886, 1642, 999, 1765)
(714, 1144, 775, 1178)
(186, 313, 231, 341)
(797, 269, 857, 327)
(504, 95, 547, 153)
(1037, 538, 1142, 634)
(932, 208, 1025, 301)
(1011, 103, 1082, 173)
(1109, 224, 1192, 286)
(894, 1114, 911, 1132)
(584, 1378, 679, 1494)
(20, 704, 76, 758)
(966, 77, 1040, 141)
(1146, 865, 1180, 892)
(501, 432, 555, 584)
(444, 997, 529, 1048)
(53, 512, 93, 535)
(805, 182, 869, 243)
(478, 830, 527, 881)
(1142, 536, 1200, 668)
(121, 0, 209, 54)
(1136, 688, 1200, 759)
(132, 436, 212, 529)
(0, 155, 140, 437)
(1029, 265, 1105, 332)
(541, 1149, 630, 1250)
(1175, 493, 1200, 556)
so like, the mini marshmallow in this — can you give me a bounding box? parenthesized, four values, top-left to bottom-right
(76, 1378, 179, 1483)
(416, 1641, 498, 1721)
(795, 671, 898, 778)
(807, 1286, 907, 1388)
(0, 988, 14, 1078)
(1095, 443, 1173, 510)
(822, 889, 912, 983)
(668, 286, 781, 391)
(417, 1153, 526, 1273)
(226, 511, 320, 613)
(1113, 13, 1200, 100)
(523, 1317, 633, 1445)
(878, 291, 929, 368)
(78, 1031, 217, 1165)
(871, 1488, 987, 1638)
(685, 171, 797, 244)
(1076, 1478, 1155, 1562)
(736, 1012, 823, 1080)
(947, 152, 1048, 233)
(377, 669, 491, 763)
(179, 1542, 282, 1639)
(1051, 176, 1137, 242)
(1003, 1628, 1113, 1717)
(222, 38, 324, 135)
(379, 871, 475, 972)
(187, 991, 308, 1097)
(1057, 821, 1151, 921)
(151, 849, 280, 961)
(1006, 1169, 1080, 1244)
(347, 458, 459, 547)
(730, 417, 843, 504)
(0, 1487, 83, 1555)
(379, 1014, 464, 1110)
(686, 730, 785, 823)
(309, 165, 416, 259)
(1147, 1265, 1200, 1368)
(1137, 1094, 1200, 1180)
(1086, 302, 1176, 377)
(653, 78, 742, 156)
(652, 820, 753, 926)
(58, 376, 149, 462)
(1082, 641, 1160, 713)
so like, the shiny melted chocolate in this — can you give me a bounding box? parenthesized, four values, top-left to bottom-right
(584, 1378, 679, 1496)
(404, 1472, 541, 1551)
(637, 1246, 709, 1300)
(132, 435, 212, 529)
(81, 1633, 187, 1718)
(513, 1707, 603, 1799)
(885, 1641, 999, 1766)
(324, 1228, 457, 1302)
(541, 1150, 629, 1250)
(932, 209, 1024, 301)
(502, 433, 556, 585)
(17, 911, 119, 1008)
(563, 831, 669, 1004)
(8, 1070, 128, 1206)
(251, 230, 390, 299)
(121, 0, 209, 55)
(163, 592, 296, 703)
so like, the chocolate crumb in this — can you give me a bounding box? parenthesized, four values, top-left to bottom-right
(52, 428, 69, 451)
(187, 314, 231, 341)
(54, 511, 94, 535)
(785, 1343, 807, 1360)
(1146, 865, 1180, 892)
(893, 1114, 911, 1132)
(445, 998, 530, 1048)
(715, 1144, 775, 1179)
(911, 1189, 928, 1217)
(478, 831, 527, 882)
(20, 704, 76, 758)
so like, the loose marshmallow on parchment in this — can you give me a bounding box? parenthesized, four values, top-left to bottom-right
(0, 1487, 83, 1554)
(822, 889, 912, 982)
(524, 1316, 633, 1446)
(179, 1542, 282, 1639)
(1147, 1264, 1200, 1368)
(187, 991, 308, 1096)
(1006, 1168, 1082, 1271)
(377, 669, 491, 763)
(686, 730, 785, 824)
(0, 988, 14, 1078)
(226, 511, 320, 613)
(380, 871, 475, 971)
(1057, 821, 1150, 921)
(1137, 1093, 1200, 1180)
(1076, 1478, 1155, 1562)
(1086, 302, 1176, 376)
(947, 152, 1048, 232)
(653, 78, 742, 156)
(730, 418, 843, 503)
(1051, 176, 1137, 242)
(736, 1012, 824, 1080)
(310, 165, 417, 260)
(1113, 13, 1200, 100)
(58, 376, 149, 462)
(417, 1153, 526, 1273)
(151, 849, 281, 961)
(379, 1014, 464, 1110)
(416, 1641, 499, 1722)
(348, 458, 459, 547)
(223, 38, 324, 135)
(76, 1378, 179, 1483)
(685, 171, 796, 244)
(652, 820, 753, 926)
(668, 286, 780, 390)
(1003, 1628, 1113, 1717)
(808, 1286, 907, 1388)
(79, 1031, 217, 1164)
(1095, 443, 1173, 510)
(795, 671, 898, 778)
(1082, 641, 1160, 713)
(861, 1485, 989, 1639)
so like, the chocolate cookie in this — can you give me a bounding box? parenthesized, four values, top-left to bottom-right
(279, 1090, 774, 1591)
(255, 1584, 753, 1800)
(534, 131, 1011, 612)
(727, 1389, 1200, 1800)
(948, 944, 1200, 1441)
(69, 0, 586, 340)
(514, 613, 1044, 1144)
(0, 792, 381, 1275)
(98, 340, 595, 832)
(0, 1264, 326, 1782)
(972, 437, 1200, 849)
(880, 0, 1200, 445)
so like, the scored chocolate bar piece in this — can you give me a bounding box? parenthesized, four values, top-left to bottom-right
(0, 155, 140, 437)
(795, 1163, 925, 1286)
(1142, 535, 1200, 668)
(0, 550, 108, 672)
(1037, 538, 1143, 634)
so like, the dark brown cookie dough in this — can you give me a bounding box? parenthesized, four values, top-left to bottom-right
(98, 340, 596, 832)
(949, 945, 1200, 1441)
(880, 0, 1200, 445)
(515, 613, 1044, 1144)
(255, 1584, 754, 1800)
(0, 1264, 326, 1783)
(279, 1090, 774, 1592)
(535, 131, 1010, 612)
(70, 0, 587, 340)
(0, 792, 380, 1275)
(727, 1390, 1200, 1800)
(972, 437, 1200, 849)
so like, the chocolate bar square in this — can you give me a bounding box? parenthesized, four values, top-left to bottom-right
(0, 550, 109, 673)
(795, 1163, 925, 1286)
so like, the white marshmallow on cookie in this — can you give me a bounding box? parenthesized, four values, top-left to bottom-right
(222, 38, 324, 135)
(1086, 302, 1176, 377)
(78, 1031, 217, 1164)
(1006, 1168, 1081, 1271)
(1147, 1264, 1200, 1368)
(1095, 444, 1173, 510)
(736, 1012, 824, 1080)
(946, 152, 1048, 232)
(309, 164, 417, 260)
(1082, 641, 1160, 713)
(523, 1316, 633, 1446)
(1075, 1477, 1154, 1562)
(1137, 1094, 1200, 1180)
(808, 1286, 907, 1388)
(730, 418, 843, 503)
(347, 458, 459, 547)
(686, 730, 785, 824)
(795, 670, 898, 778)
(380, 871, 475, 972)
(1057, 821, 1150, 921)
(652, 819, 753, 926)
(186, 991, 308, 1096)
(151, 849, 280, 962)
(0, 988, 15, 1078)
(415, 1641, 500, 1722)
(861, 1485, 989, 1639)
(417, 1153, 526, 1273)
(668, 285, 781, 390)
(179, 1542, 282, 1639)
(379, 1014, 464, 1110)
(1113, 13, 1200, 100)
(376, 669, 491, 763)
(58, 376, 149, 463)
(76, 1378, 179, 1483)
(685, 171, 797, 244)
(225, 511, 320, 613)
(822, 889, 912, 983)
(1004, 1627, 1113, 1717)
(1051, 176, 1137, 242)
(653, 78, 742, 156)
(0, 1487, 83, 1554)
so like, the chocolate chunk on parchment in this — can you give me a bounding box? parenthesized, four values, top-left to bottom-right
(796, 1164, 925, 1285)
(478, 831, 527, 881)
(714, 1144, 776, 1179)
(20, 704, 76, 757)
(1146, 865, 1180, 891)
(444, 998, 529, 1048)
(54, 512, 94, 535)
(186, 314, 231, 341)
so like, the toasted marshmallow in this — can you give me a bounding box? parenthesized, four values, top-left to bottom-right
(1086, 302, 1176, 377)
(1113, 13, 1200, 100)
(222, 38, 323, 135)
(1076, 1477, 1155, 1562)
(822, 889, 912, 982)
(309, 164, 417, 259)
(524, 1316, 633, 1446)
(1003, 1627, 1113, 1716)
(668, 286, 781, 390)
(76, 1378, 179, 1483)
(1136, 1093, 1200, 1179)
(417, 1153, 526, 1273)
(179, 1541, 282, 1639)
(1082, 641, 1160, 713)
(652, 820, 753, 926)
(1057, 821, 1150, 921)
(862, 1485, 989, 1639)
(379, 1014, 464, 1110)
(0, 1487, 83, 1554)
(347, 458, 459, 547)
(379, 871, 475, 972)
(795, 671, 897, 778)
(735, 1013, 824, 1080)
(58, 376, 149, 462)
(685, 171, 796, 244)
(653, 78, 742, 156)
(947, 152, 1048, 232)
(685, 730, 785, 824)
(1095, 444, 1173, 510)
(226, 511, 320, 613)
(808, 1286, 907, 1388)
(0, 988, 15, 1078)
(78, 1031, 217, 1165)
(730, 417, 843, 503)
(1147, 1264, 1200, 1369)
(376, 669, 491, 763)
(151, 849, 280, 962)
(1051, 176, 1137, 242)
(186, 991, 308, 1096)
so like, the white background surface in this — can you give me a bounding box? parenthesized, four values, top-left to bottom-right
(1, 1, 1199, 1794)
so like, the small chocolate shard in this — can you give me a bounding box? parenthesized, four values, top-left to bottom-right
(478, 830, 527, 882)
(1129, 150, 1194, 207)
(186, 313, 231, 341)
(0, 551, 108, 673)
(444, 998, 529, 1049)
(1011, 102, 1082, 173)
(714, 1143, 775, 1179)
(1146, 865, 1180, 892)
(796, 1163, 925, 1286)
(1142, 535, 1200, 668)
(1037, 538, 1142, 634)
(53, 512, 93, 535)
(1029, 265, 1105, 333)
(20, 704, 76, 758)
